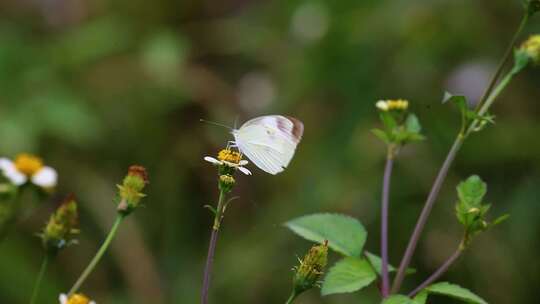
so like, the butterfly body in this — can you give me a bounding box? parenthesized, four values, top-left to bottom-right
(232, 115, 304, 175)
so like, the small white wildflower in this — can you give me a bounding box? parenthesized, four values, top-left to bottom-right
(0, 154, 57, 189)
(204, 149, 252, 175)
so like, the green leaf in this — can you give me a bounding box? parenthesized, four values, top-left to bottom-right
(405, 113, 422, 133)
(321, 257, 376, 296)
(285, 213, 367, 257)
(382, 295, 414, 304)
(364, 252, 416, 275)
(413, 291, 428, 304)
(457, 175, 487, 206)
(443, 91, 468, 109)
(372, 128, 391, 144)
(380, 111, 397, 131)
(426, 282, 488, 304)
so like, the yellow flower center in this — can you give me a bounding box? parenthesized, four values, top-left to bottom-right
(386, 99, 409, 111)
(14, 153, 44, 176)
(217, 149, 242, 164)
(67, 294, 91, 304)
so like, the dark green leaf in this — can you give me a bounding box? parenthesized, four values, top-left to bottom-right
(382, 295, 414, 304)
(426, 282, 488, 304)
(285, 213, 367, 257)
(321, 257, 377, 296)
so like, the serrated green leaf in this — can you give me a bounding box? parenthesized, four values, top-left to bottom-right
(426, 282, 488, 304)
(364, 252, 416, 275)
(285, 213, 367, 257)
(321, 257, 376, 296)
(381, 295, 414, 304)
(457, 175, 487, 206)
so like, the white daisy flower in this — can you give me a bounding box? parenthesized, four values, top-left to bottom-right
(59, 293, 96, 304)
(204, 149, 251, 175)
(0, 154, 58, 189)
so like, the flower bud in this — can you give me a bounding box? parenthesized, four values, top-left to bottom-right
(520, 35, 540, 65)
(218, 174, 235, 193)
(41, 195, 79, 253)
(117, 165, 148, 215)
(292, 241, 329, 294)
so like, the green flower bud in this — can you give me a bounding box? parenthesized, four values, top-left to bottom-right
(218, 174, 235, 193)
(117, 165, 149, 215)
(41, 194, 79, 253)
(292, 241, 329, 295)
(520, 35, 540, 65)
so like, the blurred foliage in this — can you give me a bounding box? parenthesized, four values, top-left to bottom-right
(0, 0, 539, 303)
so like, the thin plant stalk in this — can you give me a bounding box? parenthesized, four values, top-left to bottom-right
(68, 214, 124, 296)
(29, 253, 50, 304)
(408, 246, 463, 297)
(201, 189, 227, 304)
(380, 148, 395, 297)
(391, 12, 530, 293)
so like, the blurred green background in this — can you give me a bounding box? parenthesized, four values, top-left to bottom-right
(1, 0, 539, 303)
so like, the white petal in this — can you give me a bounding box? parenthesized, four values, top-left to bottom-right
(204, 156, 222, 165)
(59, 294, 68, 304)
(31, 166, 58, 188)
(238, 166, 252, 175)
(0, 164, 28, 186)
(238, 160, 249, 166)
(90, 301, 96, 304)
(0, 158, 13, 171)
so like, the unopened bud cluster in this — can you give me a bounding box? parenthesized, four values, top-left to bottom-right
(218, 174, 235, 193)
(41, 195, 79, 253)
(117, 165, 149, 215)
(520, 35, 540, 65)
(292, 241, 329, 294)
(376, 99, 409, 112)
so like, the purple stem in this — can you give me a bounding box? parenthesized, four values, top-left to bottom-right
(391, 137, 463, 293)
(381, 155, 394, 297)
(201, 228, 220, 304)
(408, 247, 463, 297)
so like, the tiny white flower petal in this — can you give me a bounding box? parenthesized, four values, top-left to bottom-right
(90, 301, 97, 304)
(59, 294, 68, 304)
(238, 166, 252, 175)
(204, 156, 222, 165)
(1, 164, 27, 186)
(238, 160, 249, 166)
(376, 100, 389, 111)
(31, 166, 58, 188)
(0, 158, 14, 171)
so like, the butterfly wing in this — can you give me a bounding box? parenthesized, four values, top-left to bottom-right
(233, 115, 304, 175)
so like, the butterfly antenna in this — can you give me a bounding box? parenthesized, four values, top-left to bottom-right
(233, 115, 240, 129)
(199, 119, 233, 130)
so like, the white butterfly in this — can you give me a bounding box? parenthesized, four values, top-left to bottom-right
(232, 115, 304, 175)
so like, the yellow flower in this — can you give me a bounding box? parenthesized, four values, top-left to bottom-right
(521, 35, 540, 64)
(204, 149, 251, 175)
(0, 153, 57, 188)
(59, 293, 96, 304)
(376, 99, 409, 111)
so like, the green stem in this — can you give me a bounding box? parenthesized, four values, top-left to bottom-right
(68, 214, 124, 296)
(201, 189, 227, 304)
(473, 13, 529, 113)
(391, 10, 530, 294)
(285, 290, 299, 304)
(29, 253, 50, 304)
